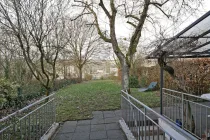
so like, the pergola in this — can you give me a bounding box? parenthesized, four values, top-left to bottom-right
(146, 10, 210, 139)
(147, 10, 210, 111)
(147, 10, 210, 59)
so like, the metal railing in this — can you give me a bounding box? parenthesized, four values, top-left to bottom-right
(121, 90, 197, 140)
(0, 93, 56, 140)
(163, 88, 210, 139)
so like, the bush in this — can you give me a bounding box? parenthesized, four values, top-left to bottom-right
(129, 75, 139, 88)
(84, 73, 92, 81)
(139, 75, 147, 87)
(0, 79, 19, 109)
(1, 79, 78, 110)
(53, 79, 78, 91)
(100, 76, 104, 80)
(0, 78, 81, 117)
(107, 72, 117, 80)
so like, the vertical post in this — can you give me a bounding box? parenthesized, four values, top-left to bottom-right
(160, 67, 164, 115)
(144, 108, 146, 139)
(121, 91, 122, 116)
(182, 93, 184, 129)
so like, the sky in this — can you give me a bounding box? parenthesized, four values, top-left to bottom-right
(115, 0, 210, 55)
(71, 0, 210, 58)
(113, 0, 210, 38)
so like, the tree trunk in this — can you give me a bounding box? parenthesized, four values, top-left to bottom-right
(79, 67, 82, 82)
(64, 65, 67, 79)
(4, 59, 10, 80)
(45, 87, 51, 102)
(121, 60, 130, 93)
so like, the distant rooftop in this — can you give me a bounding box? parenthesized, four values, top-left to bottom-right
(147, 10, 210, 59)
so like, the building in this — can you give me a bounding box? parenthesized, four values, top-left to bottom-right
(56, 59, 118, 80)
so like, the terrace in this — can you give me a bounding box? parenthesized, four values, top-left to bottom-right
(1, 10, 210, 140)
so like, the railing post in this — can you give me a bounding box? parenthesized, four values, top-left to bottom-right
(160, 67, 164, 115)
(121, 91, 122, 115)
(53, 95, 56, 123)
(144, 108, 146, 139)
(182, 93, 184, 129)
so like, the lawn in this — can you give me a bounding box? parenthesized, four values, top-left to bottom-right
(56, 80, 160, 122)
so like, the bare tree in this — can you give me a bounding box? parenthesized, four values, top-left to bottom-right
(0, 29, 20, 80)
(66, 18, 101, 82)
(73, 0, 203, 92)
(0, 0, 69, 95)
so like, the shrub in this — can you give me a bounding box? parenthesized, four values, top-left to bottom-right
(53, 79, 78, 91)
(100, 76, 104, 80)
(107, 72, 117, 80)
(139, 75, 147, 87)
(129, 75, 139, 88)
(0, 78, 80, 117)
(0, 79, 19, 108)
(84, 73, 92, 81)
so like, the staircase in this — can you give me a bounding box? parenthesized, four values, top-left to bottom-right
(121, 90, 198, 140)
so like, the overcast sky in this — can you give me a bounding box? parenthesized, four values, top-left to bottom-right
(71, 0, 210, 58)
(113, 0, 210, 38)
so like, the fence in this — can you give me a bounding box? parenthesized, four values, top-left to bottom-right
(121, 90, 197, 140)
(163, 88, 210, 139)
(0, 93, 56, 140)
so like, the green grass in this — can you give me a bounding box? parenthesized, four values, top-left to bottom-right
(131, 88, 160, 108)
(56, 80, 160, 122)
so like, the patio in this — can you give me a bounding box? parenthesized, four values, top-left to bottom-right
(53, 110, 127, 140)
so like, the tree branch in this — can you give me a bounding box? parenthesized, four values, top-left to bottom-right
(126, 21, 137, 28)
(74, 0, 111, 43)
(150, 0, 169, 7)
(99, 0, 111, 18)
(128, 0, 150, 58)
(71, 12, 92, 21)
(152, 3, 171, 18)
(125, 15, 140, 21)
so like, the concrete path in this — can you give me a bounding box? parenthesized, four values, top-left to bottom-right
(53, 110, 127, 140)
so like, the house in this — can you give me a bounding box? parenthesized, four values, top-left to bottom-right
(56, 59, 118, 80)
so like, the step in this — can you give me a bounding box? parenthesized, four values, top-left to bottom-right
(130, 125, 164, 137)
(125, 119, 159, 126)
(140, 135, 168, 140)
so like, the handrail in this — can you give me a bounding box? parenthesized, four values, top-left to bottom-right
(121, 95, 177, 140)
(163, 88, 210, 101)
(121, 90, 197, 140)
(0, 92, 55, 122)
(164, 91, 210, 109)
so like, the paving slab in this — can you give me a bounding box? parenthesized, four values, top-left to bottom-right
(53, 133, 74, 140)
(57, 122, 77, 134)
(107, 130, 126, 139)
(104, 117, 119, 123)
(115, 110, 122, 117)
(75, 125, 90, 132)
(65, 121, 78, 126)
(53, 110, 127, 140)
(93, 139, 124, 140)
(90, 130, 107, 139)
(78, 120, 91, 125)
(91, 124, 106, 132)
(93, 114, 104, 119)
(91, 118, 105, 125)
(105, 123, 120, 130)
(72, 132, 90, 140)
(103, 111, 116, 118)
